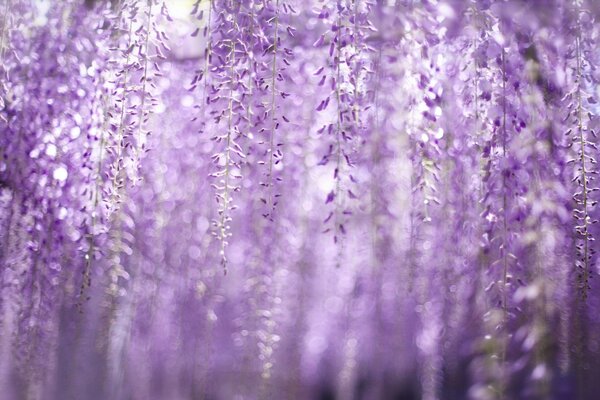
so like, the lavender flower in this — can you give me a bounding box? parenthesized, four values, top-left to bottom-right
(0, 1, 599, 399)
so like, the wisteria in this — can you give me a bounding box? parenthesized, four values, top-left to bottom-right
(1, 1, 600, 399)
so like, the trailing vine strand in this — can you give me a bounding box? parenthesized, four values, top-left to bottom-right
(0, 1, 599, 399)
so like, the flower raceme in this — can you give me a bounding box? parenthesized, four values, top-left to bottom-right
(0, 1, 598, 399)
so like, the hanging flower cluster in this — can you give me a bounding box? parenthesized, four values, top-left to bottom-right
(1, 1, 600, 399)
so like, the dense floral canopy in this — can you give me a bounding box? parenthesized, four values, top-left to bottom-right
(0, 0, 599, 399)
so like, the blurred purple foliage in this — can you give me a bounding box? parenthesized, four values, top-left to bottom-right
(0, 0, 600, 399)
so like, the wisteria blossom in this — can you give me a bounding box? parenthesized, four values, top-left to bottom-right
(1, 0, 600, 399)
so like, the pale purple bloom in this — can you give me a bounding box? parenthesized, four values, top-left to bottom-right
(0, 1, 599, 399)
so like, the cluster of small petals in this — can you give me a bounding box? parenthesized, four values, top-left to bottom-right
(1, 1, 600, 400)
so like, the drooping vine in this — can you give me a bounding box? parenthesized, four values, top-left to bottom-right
(0, 1, 599, 399)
